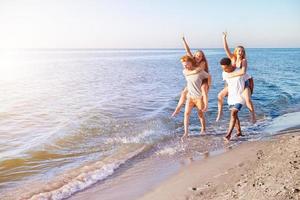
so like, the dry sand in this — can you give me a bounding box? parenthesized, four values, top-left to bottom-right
(139, 130, 300, 200)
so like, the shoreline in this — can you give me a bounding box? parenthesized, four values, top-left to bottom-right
(4, 116, 298, 200)
(139, 129, 300, 200)
(69, 129, 300, 200)
(1, 49, 299, 200)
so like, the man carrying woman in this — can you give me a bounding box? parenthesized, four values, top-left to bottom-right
(172, 36, 212, 139)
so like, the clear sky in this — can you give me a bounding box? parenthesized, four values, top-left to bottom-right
(0, 0, 299, 48)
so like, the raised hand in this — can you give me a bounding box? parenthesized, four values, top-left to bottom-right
(222, 31, 228, 39)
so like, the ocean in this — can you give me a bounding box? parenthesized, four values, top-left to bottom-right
(0, 48, 300, 199)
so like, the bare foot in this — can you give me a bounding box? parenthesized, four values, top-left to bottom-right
(251, 113, 257, 124)
(181, 133, 188, 142)
(216, 113, 222, 122)
(216, 114, 221, 122)
(223, 135, 231, 142)
(171, 107, 181, 117)
(200, 130, 206, 135)
(236, 132, 244, 137)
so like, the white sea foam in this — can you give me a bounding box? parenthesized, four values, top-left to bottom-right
(105, 129, 158, 144)
(25, 146, 145, 200)
(264, 111, 300, 133)
(155, 143, 185, 156)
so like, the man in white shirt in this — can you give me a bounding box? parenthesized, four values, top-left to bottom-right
(220, 58, 245, 141)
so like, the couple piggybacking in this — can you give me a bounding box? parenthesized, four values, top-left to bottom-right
(173, 33, 256, 142)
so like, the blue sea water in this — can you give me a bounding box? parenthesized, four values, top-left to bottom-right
(0, 48, 299, 199)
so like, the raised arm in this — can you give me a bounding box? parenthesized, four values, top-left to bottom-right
(182, 36, 193, 58)
(222, 32, 234, 59)
(228, 59, 248, 78)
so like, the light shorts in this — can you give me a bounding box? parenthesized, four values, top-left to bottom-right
(229, 103, 243, 111)
(187, 96, 203, 110)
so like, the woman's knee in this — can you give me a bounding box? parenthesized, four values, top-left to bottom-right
(243, 89, 252, 101)
(181, 89, 188, 97)
(218, 92, 224, 100)
(201, 83, 208, 92)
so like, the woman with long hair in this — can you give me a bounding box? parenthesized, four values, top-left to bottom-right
(172, 36, 211, 134)
(216, 32, 256, 123)
(180, 55, 210, 140)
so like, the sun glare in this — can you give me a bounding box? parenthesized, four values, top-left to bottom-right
(0, 50, 28, 81)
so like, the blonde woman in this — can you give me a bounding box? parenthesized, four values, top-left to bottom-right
(180, 55, 210, 140)
(216, 32, 256, 123)
(172, 36, 211, 118)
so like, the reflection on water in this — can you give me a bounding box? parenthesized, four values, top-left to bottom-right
(0, 48, 300, 199)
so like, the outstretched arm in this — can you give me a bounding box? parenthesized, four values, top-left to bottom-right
(182, 36, 193, 58)
(222, 32, 234, 59)
(228, 59, 248, 78)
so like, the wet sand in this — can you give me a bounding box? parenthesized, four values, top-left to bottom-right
(140, 130, 300, 200)
(68, 129, 300, 200)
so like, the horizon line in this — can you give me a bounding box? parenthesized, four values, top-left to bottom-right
(1, 47, 300, 51)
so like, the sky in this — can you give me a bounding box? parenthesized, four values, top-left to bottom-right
(0, 0, 299, 48)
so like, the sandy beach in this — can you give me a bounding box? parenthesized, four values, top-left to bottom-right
(140, 130, 300, 200)
(1, 1, 300, 199)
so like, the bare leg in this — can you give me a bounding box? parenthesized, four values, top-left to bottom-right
(172, 87, 188, 117)
(235, 116, 243, 137)
(216, 87, 228, 122)
(249, 78, 254, 95)
(242, 88, 256, 123)
(182, 98, 193, 141)
(201, 83, 209, 112)
(224, 109, 238, 142)
(194, 97, 206, 134)
(198, 110, 206, 134)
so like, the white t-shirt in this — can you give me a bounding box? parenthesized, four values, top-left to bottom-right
(222, 70, 245, 105)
